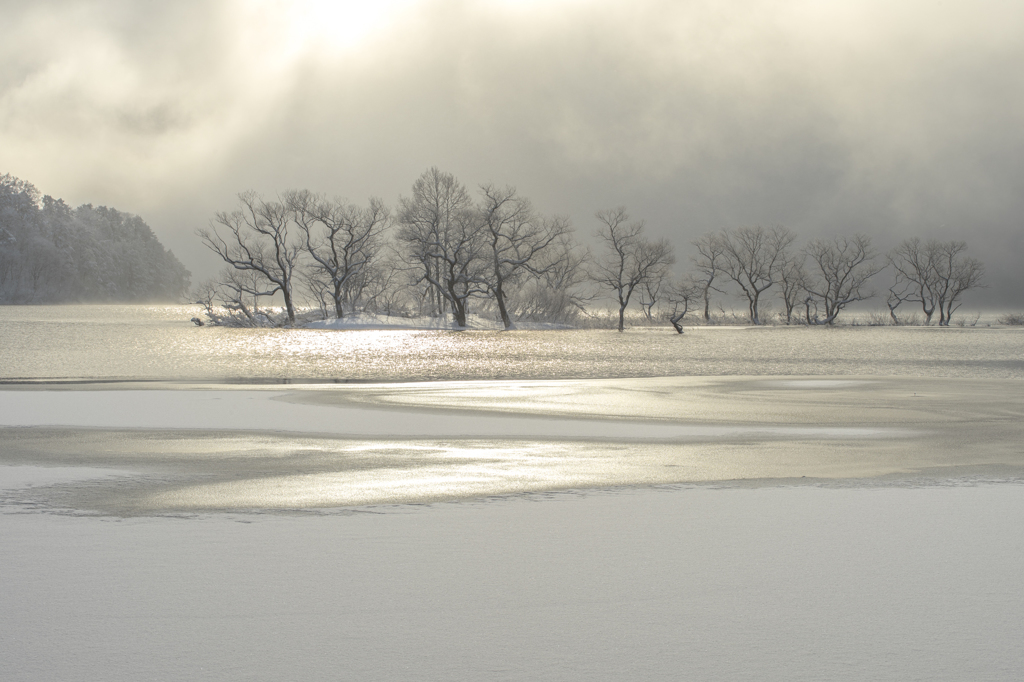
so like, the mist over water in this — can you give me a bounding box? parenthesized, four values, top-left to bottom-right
(2, 305, 1022, 382)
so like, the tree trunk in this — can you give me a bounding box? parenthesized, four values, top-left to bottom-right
(333, 281, 345, 319)
(451, 299, 467, 328)
(446, 278, 467, 328)
(282, 287, 296, 324)
(495, 278, 513, 330)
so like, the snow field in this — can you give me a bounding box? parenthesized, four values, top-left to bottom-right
(3, 485, 1023, 681)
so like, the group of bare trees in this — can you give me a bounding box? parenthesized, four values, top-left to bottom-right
(590, 208, 674, 332)
(637, 227, 983, 330)
(585, 220, 983, 331)
(197, 168, 589, 328)
(887, 238, 985, 326)
(394, 169, 587, 328)
(197, 189, 401, 326)
(197, 168, 985, 330)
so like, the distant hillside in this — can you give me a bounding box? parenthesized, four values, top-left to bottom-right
(0, 174, 190, 303)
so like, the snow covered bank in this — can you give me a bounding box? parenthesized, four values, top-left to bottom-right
(3, 485, 1023, 681)
(305, 311, 465, 330)
(304, 311, 575, 331)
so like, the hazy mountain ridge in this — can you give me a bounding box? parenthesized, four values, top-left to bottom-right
(0, 173, 190, 303)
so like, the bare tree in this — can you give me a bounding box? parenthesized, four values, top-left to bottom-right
(287, 190, 390, 320)
(931, 241, 984, 325)
(197, 192, 301, 324)
(478, 184, 572, 330)
(358, 249, 410, 317)
(302, 266, 332, 319)
(886, 269, 915, 324)
(193, 267, 278, 326)
(516, 234, 592, 324)
(719, 226, 796, 325)
(397, 168, 487, 328)
(777, 250, 807, 324)
(801, 234, 882, 325)
(590, 207, 675, 332)
(887, 238, 984, 325)
(690, 232, 726, 323)
(665, 274, 703, 333)
(888, 238, 939, 325)
(638, 257, 672, 322)
(219, 267, 279, 324)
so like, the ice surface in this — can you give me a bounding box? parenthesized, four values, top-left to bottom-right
(762, 379, 870, 388)
(3, 309, 1022, 680)
(3, 485, 1023, 681)
(0, 465, 136, 490)
(0, 388, 903, 440)
(1, 375, 1022, 511)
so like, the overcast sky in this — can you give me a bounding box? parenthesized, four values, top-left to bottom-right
(2, 0, 1022, 304)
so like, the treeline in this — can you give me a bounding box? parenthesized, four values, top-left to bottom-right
(0, 174, 191, 303)
(198, 167, 985, 329)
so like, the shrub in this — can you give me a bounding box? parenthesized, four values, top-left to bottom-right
(997, 313, 1024, 326)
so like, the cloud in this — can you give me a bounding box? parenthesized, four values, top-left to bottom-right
(1, 0, 1022, 302)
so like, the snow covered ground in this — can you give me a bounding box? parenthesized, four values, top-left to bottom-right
(305, 311, 573, 331)
(2, 376, 1023, 680)
(3, 483, 1023, 681)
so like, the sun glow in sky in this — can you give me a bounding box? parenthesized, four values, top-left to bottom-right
(239, 0, 421, 60)
(1, 0, 1022, 301)
(237, 0, 588, 65)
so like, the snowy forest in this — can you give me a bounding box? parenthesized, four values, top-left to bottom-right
(198, 167, 987, 331)
(0, 174, 190, 303)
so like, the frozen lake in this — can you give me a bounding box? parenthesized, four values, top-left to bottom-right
(2, 305, 1022, 511)
(4, 486, 1023, 682)
(1, 304, 1023, 381)
(2, 304, 1023, 510)
(2, 305, 1023, 680)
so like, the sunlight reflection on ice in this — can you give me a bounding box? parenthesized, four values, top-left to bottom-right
(3, 305, 1023, 381)
(146, 441, 580, 508)
(127, 436, 925, 511)
(763, 379, 871, 389)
